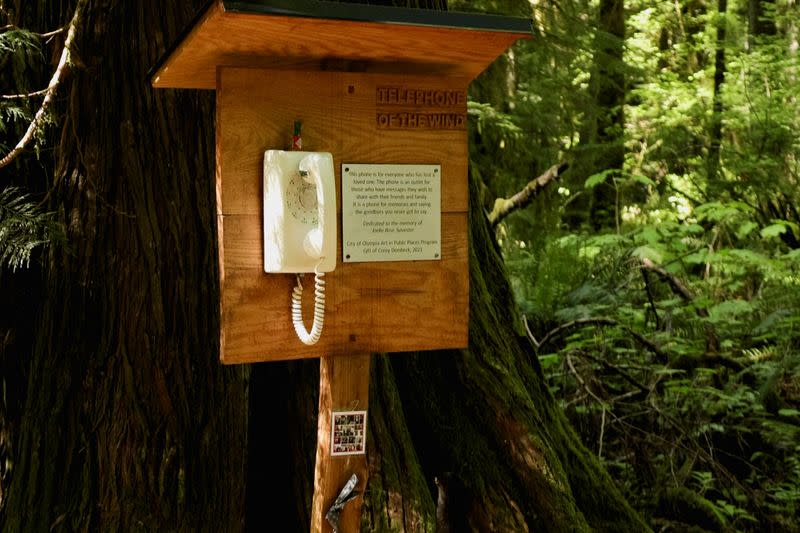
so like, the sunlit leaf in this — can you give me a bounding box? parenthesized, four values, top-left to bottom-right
(632, 244, 664, 263)
(585, 169, 616, 189)
(737, 221, 758, 238)
(631, 174, 655, 186)
(760, 223, 788, 238)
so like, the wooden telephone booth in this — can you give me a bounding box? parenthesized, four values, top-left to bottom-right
(151, 1, 530, 531)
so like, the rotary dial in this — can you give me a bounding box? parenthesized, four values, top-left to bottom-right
(288, 173, 318, 225)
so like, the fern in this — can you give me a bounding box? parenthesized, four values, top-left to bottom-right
(0, 186, 57, 271)
(0, 102, 32, 134)
(0, 28, 40, 55)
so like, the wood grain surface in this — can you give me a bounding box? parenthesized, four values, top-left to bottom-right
(311, 354, 371, 533)
(151, 1, 530, 89)
(219, 213, 468, 363)
(217, 68, 469, 363)
(216, 68, 469, 216)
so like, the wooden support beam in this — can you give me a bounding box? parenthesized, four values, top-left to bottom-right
(311, 353, 372, 533)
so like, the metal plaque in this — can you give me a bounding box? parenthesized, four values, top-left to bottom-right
(342, 164, 441, 263)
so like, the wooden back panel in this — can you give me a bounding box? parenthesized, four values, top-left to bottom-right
(217, 67, 469, 363)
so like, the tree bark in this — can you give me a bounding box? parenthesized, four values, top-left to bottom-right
(567, 0, 625, 230)
(1, 1, 248, 530)
(706, 0, 728, 186)
(488, 163, 568, 228)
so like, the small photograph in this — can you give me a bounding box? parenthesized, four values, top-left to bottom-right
(331, 409, 368, 456)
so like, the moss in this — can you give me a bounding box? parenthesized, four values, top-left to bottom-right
(363, 356, 436, 533)
(656, 487, 728, 532)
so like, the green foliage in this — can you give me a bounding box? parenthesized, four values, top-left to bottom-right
(0, 186, 58, 271)
(0, 24, 62, 267)
(0, 29, 39, 54)
(0, 104, 30, 133)
(463, 0, 800, 529)
(0, 103, 29, 153)
(0, 28, 41, 67)
(0, 22, 63, 160)
(517, 211, 800, 530)
(0, 26, 43, 94)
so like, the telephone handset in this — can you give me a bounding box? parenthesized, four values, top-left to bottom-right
(263, 150, 336, 345)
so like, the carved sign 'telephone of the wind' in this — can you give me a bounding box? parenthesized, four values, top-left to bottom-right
(376, 87, 467, 130)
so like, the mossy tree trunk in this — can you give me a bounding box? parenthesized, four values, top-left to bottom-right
(1, 0, 647, 531)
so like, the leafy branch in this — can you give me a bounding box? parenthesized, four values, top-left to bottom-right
(0, 0, 87, 169)
(0, 186, 58, 270)
(0, 25, 65, 39)
(640, 257, 720, 353)
(527, 315, 667, 363)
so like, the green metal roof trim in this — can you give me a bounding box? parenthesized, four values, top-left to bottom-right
(223, 0, 532, 33)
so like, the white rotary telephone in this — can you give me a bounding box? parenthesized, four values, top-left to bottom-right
(263, 150, 336, 345)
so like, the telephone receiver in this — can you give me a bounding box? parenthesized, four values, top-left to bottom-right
(263, 150, 336, 345)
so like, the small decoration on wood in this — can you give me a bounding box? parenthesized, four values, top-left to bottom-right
(292, 120, 303, 150)
(331, 410, 367, 456)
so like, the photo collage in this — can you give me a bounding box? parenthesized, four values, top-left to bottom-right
(331, 410, 367, 456)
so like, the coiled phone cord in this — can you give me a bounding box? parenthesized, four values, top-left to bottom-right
(291, 262, 326, 345)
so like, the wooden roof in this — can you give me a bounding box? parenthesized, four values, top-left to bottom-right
(150, 0, 532, 89)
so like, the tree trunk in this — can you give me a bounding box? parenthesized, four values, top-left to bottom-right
(1, 1, 647, 531)
(748, 0, 776, 42)
(1, 1, 248, 530)
(567, 0, 625, 230)
(706, 0, 728, 186)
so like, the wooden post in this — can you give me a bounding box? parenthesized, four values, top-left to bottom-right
(311, 353, 371, 533)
